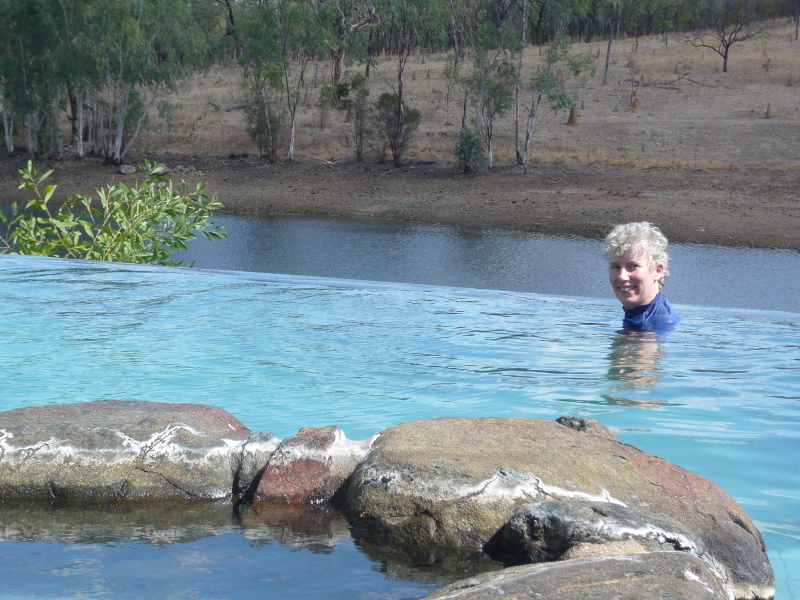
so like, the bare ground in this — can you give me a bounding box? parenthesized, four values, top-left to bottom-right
(1, 153, 797, 250)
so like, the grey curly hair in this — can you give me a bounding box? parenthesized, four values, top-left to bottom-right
(603, 222, 670, 286)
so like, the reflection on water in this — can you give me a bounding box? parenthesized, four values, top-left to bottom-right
(605, 331, 667, 408)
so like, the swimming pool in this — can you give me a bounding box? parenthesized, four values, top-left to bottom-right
(1, 255, 798, 599)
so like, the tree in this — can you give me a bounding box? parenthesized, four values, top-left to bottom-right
(372, 92, 421, 164)
(684, 0, 769, 72)
(454, 126, 487, 173)
(311, 0, 378, 87)
(0, 161, 226, 266)
(373, 0, 448, 165)
(517, 33, 594, 171)
(479, 61, 516, 169)
(347, 73, 370, 161)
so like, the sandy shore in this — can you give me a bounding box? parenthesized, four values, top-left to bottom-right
(1, 153, 798, 250)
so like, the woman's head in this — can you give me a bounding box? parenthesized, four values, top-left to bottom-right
(604, 222, 670, 309)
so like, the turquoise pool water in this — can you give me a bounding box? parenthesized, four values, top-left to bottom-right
(1, 255, 799, 599)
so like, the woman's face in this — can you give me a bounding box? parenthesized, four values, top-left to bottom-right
(608, 246, 664, 309)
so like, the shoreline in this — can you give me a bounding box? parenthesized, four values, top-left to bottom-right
(1, 153, 799, 251)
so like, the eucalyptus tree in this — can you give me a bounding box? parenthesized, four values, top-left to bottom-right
(468, 8, 521, 158)
(517, 33, 594, 171)
(373, 0, 449, 165)
(239, 4, 284, 160)
(85, 0, 211, 163)
(310, 0, 378, 87)
(0, 0, 61, 155)
(240, 0, 326, 160)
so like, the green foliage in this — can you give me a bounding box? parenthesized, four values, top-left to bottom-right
(320, 83, 351, 109)
(454, 127, 487, 173)
(517, 33, 596, 168)
(0, 161, 226, 266)
(157, 101, 180, 132)
(346, 74, 371, 161)
(372, 92, 421, 164)
(0, 0, 216, 159)
(245, 100, 285, 162)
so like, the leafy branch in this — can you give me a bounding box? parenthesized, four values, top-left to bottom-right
(0, 161, 226, 266)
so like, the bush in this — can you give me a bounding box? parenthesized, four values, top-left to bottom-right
(372, 92, 421, 165)
(455, 127, 487, 173)
(245, 99, 285, 162)
(0, 161, 226, 266)
(347, 75, 370, 162)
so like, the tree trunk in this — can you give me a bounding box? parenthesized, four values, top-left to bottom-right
(67, 81, 79, 145)
(112, 84, 129, 163)
(514, 0, 528, 165)
(2, 110, 14, 155)
(521, 93, 543, 171)
(393, 51, 409, 166)
(330, 47, 345, 87)
(221, 0, 239, 57)
(25, 113, 40, 155)
(486, 123, 494, 169)
(76, 88, 84, 158)
(1, 86, 14, 155)
(602, 27, 613, 85)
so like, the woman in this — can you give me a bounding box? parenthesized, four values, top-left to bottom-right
(603, 222, 680, 332)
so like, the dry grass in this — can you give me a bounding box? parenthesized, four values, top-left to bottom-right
(137, 20, 800, 170)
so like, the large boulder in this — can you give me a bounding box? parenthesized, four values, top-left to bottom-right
(253, 426, 375, 506)
(423, 552, 732, 600)
(343, 417, 773, 600)
(0, 400, 254, 500)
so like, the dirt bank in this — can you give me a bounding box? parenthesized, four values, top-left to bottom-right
(2, 153, 797, 251)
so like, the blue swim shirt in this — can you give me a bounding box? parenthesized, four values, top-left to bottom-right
(622, 292, 680, 333)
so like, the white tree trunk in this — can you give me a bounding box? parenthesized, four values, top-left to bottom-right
(521, 93, 542, 170)
(76, 88, 84, 157)
(1, 88, 14, 154)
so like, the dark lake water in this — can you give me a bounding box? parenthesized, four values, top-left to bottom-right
(173, 214, 800, 314)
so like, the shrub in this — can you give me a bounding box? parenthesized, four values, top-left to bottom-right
(245, 99, 285, 161)
(372, 92, 421, 165)
(455, 127, 487, 173)
(0, 161, 226, 266)
(347, 75, 370, 162)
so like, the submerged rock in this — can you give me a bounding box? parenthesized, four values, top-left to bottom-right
(343, 417, 773, 600)
(0, 400, 252, 500)
(423, 552, 732, 600)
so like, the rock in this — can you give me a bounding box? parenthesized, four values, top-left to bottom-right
(343, 417, 773, 600)
(233, 431, 280, 500)
(493, 501, 703, 563)
(0, 400, 252, 501)
(423, 552, 731, 600)
(119, 164, 136, 175)
(555, 416, 617, 441)
(253, 426, 375, 506)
